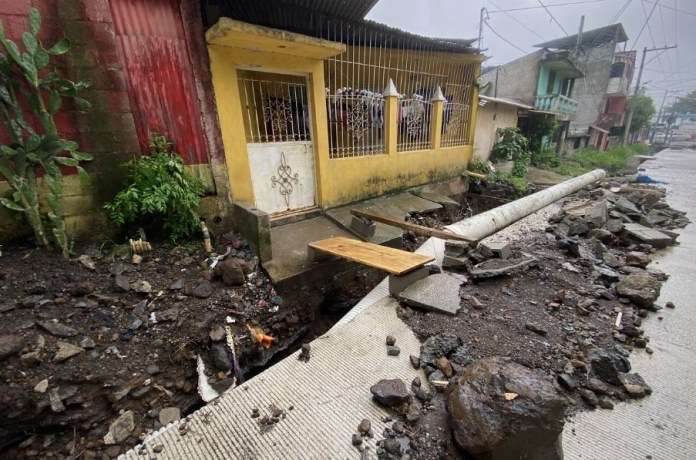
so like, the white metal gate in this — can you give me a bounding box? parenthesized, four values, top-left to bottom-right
(238, 70, 316, 215)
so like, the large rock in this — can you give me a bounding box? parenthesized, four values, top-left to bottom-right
(215, 259, 246, 286)
(446, 357, 565, 459)
(616, 272, 661, 308)
(588, 348, 631, 385)
(37, 321, 78, 338)
(370, 379, 410, 407)
(54, 342, 84, 362)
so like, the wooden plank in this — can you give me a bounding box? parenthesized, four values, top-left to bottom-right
(350, 209, 476, 243)
(309, 237, 434, 275)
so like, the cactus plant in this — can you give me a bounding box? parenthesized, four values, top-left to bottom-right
(0, 7, 92, 257)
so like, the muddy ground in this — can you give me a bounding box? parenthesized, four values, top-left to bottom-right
(0, 174, 688, 460)
(0, 235, 381, 459)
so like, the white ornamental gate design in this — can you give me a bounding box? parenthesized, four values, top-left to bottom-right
(238, 70, 316, 215)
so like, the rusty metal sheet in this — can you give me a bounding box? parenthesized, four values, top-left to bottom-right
(110, 0, 208, 164)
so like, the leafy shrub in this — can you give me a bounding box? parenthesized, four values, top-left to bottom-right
(629, 143, 653, 155)
(467, 157, 491, 175)
(490, 128, 528, 163)
(530, 147, 561, 169)
(104, 134, 204, 240)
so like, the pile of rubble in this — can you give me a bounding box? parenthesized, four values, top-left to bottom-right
(359, 181, 688, 459)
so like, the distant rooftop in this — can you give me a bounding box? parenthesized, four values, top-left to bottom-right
(534, 24, 628, 50)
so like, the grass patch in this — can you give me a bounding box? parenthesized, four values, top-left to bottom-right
(555, 145, 643, 177)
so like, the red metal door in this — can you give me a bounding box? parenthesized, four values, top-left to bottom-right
(110, 0, 208, 164)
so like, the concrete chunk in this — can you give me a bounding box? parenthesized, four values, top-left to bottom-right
(388, 267, 429, 296)
(623, 223, 675, 249)
(397, 273, 462, 315)
(414, 191, 460, 210)
(350, 215, 376, 239)
(468, 257, 539, 279)
(479, 241, 511, 259)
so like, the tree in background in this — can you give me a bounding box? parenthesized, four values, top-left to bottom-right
(626, 94, 656, 134)
(666, 90, 696, 115)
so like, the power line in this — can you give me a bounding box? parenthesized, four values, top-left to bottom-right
(631, 0, 659, 49)
(537, 0, 569, 35)
(486, 0, 606, 14)
(487, 0, 547, 41)
(641, 0, 696, 17)
(483, 19, 528, 55)
(610, 0, 633, 24)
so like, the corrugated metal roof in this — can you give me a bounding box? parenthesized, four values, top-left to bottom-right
(534, 24, 628, 50)
(479, 95, 534, 110)
(204, 0, 479, 54)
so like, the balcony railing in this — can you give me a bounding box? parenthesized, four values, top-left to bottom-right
(534, 94, 578, 117)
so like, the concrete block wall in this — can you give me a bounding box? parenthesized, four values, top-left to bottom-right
(569, 43, 616, 134)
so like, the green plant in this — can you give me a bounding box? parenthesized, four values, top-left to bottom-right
(555, 146, 635, 177)
(104, 133, 204, 240)
(528, 114, 558, 153)
(467, 157, 490, 175)
(530, 147, 561, 169)
(0, 8, 92, 257)
(490, 127, 528, 163)
(629, 143, 653, 155)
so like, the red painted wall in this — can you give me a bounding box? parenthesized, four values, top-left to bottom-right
(110, 0, 209, 165)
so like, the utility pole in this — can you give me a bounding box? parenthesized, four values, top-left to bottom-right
(478, 8, 488, 51)
(623, 44, 677, 145)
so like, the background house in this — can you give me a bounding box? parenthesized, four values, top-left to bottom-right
(478, 23, 635, 154)
(473, 95, 533, 162)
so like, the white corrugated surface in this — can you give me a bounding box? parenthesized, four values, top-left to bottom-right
(123, 296, 424, 459)
(564, 149, 696, 459)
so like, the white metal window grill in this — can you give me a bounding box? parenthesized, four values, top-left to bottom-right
(397, 95, 432, 151)
(237, 70, 311, 143)
(322, 20, 477, 157)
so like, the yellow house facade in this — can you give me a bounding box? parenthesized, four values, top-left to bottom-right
(206, 18, 483, 219)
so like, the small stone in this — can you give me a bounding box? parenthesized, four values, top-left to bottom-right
(193, 280, 213, 299)
(619, 373, 652, 398)
(37, 321, 78, 338)
(146, 364, 161, 375)
(358, 419, 371, 434)
(665, 301, 675, 309)
(436, 356, 453, 378)
(412, 376, 422, 388)
(370, 379, 410, 407)
(0, 334, 23, 360)
(70, 281, 96, 296)
(579, 388, 599, 407)
(54, 342, 84, 362)
(132, 254, 142, 264)
(392, 421, 404, 434)
(34, 379, 49, 393)
(79, 337, 95, 349)
(409, 355, 420, 369)
(209, 325, 226, 342)
(597, 396, 614, 410)
(386, 346, 401, 356)
(169, 279, 184, 290)
(152, 444, 164, 454)
(159, 407, 181, 425)
(386, 335, 396, 346)
(557, 373, 577, 391)
(352, 433, 363, 446)
(103, 410, 135, 444)
(525, 323, 548, 336)
(157, 307, 179, 322)
(114, 275, 131, 292)
(130, 279, 152, 294)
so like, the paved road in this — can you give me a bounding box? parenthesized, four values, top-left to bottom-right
(564, 148, 696, 459)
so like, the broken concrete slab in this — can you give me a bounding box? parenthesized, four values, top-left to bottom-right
(350, 215, 376, 239)
(623, 223, 675, 249)
(413, 191, 460, 210)
(613, 197, 642, 216)
(397, 273, 462, 315)
(468, 257, 539, 279)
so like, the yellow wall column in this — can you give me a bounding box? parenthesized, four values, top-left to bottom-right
(383, 78, 399, 154)
(307, 63, 331, 208)
(430, 85, 446, 149)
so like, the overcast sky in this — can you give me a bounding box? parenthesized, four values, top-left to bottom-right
(367, 0, 695, 107)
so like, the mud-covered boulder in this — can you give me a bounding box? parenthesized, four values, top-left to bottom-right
(446, 357, 565, 459)
(616, 272, 661, 307)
